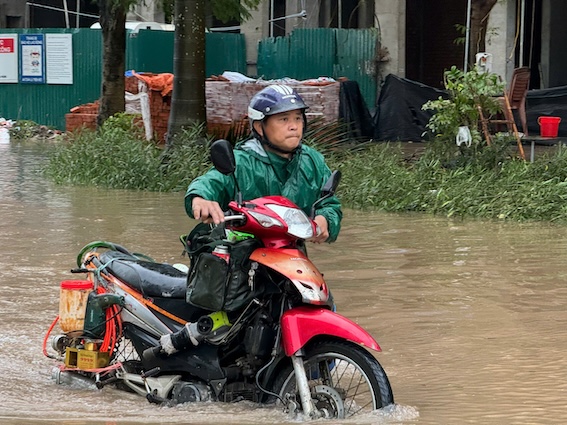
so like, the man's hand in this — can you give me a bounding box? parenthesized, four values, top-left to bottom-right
(311, 215, 329, 243)
(192, 197, 225, 225)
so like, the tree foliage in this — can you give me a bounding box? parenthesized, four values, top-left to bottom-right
(162, 0, 259, 25)
(422, 65, 512, 165)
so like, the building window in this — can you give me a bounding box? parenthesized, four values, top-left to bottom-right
(270, 0, 287, 37)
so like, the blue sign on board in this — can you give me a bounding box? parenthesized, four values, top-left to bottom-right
(19, 34, 45, 84)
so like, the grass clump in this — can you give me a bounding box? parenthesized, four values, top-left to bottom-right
(43, 114, 212, 192)
(43, 112, 567, 225)
(327, 142, 567, 223)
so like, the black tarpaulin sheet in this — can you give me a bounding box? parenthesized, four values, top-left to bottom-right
(373, 74, 448, 142)
(339, 80, 374, 139)
(526, 86, 567, 136)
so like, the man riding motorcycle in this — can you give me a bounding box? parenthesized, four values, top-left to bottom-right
(186, 84, 342, 243)
(45, 91, 394, 415)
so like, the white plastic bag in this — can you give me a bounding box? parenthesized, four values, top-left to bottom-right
(456, 126, 472, 147)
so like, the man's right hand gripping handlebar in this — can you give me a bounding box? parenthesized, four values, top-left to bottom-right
(191, 197, 225, 225)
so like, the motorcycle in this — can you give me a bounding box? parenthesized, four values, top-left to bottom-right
(43, 139, 394, 419)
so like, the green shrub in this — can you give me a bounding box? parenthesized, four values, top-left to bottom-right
(43, 114, 212, 191)
(422, 66, 515, 167)
(43, 113, 567, 225)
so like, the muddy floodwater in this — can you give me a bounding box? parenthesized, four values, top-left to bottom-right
(1, 142, 566, 424)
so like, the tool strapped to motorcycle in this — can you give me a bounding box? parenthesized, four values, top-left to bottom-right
(182, 222, 264, 312)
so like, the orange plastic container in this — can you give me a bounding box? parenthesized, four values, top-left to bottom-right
(538, 116, 561, 137)
(59, 280, 93, 333)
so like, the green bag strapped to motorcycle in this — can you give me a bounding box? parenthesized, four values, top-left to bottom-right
(181, 223, 263, 312)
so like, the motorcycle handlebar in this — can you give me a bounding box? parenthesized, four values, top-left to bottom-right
(223, 214, 246, 222)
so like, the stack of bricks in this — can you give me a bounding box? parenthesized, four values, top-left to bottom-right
(65, 101, 99, 133)
(147, 85, 170, 143)
(204, 80, 341, 140)
(65, 77, 342, 144)
(65, 75, 172, 143)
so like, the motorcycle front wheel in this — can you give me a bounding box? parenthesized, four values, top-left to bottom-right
(274, 339, 394, 419)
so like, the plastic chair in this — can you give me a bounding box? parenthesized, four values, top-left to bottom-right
(501, 67, 531, 135)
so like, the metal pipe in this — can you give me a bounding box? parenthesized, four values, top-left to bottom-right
(270, 0, 274, 37)
(26, 2, 99, 19)
(519, 0, 526, 67)
(464, 0, 472, 72)
(63, 0, 69, 28)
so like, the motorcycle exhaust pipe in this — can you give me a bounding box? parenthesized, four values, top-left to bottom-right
(145, 314, 218, 359)
(142, 313, 229, 360)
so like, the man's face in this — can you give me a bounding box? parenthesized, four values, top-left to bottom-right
(254, 109, 304, 157)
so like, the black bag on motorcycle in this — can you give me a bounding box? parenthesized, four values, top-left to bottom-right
(186, 238, 262, 312)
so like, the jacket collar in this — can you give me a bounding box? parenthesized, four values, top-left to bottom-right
(238, 138, 302, 163)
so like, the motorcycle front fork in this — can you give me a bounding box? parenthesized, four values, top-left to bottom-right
(290, 352, 318, 419)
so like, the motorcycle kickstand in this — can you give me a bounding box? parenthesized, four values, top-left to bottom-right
(141, 367, 167, 404)
(290, 353, 318, 419)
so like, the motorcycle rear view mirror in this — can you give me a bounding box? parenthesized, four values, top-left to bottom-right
(311, 170, 341, 218)
(210, 139, 236, 175)
(210, 139, 243, 206)
(321, 170, 341, 197)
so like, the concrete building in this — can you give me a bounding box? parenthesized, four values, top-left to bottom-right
(2, 0, 566, 89)
(240, 0, 566, 90)
(1, 1, 98, 28)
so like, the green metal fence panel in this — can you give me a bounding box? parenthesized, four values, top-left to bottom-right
(126, 31, 247, 75)
(206, 33, 247, 76)
(127, 30, 174, 73)
(257, 28, 379, 110)
(0, 29, 245, 130)
(289, 29, 336, 80)
(0, 28, 102, 130)
(334, 28, 379, 108)
(257, 36, 290, 79)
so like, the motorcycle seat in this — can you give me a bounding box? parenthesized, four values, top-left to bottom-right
(99, 251, 188, 299)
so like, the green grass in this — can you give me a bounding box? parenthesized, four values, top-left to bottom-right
(326, 143, 567, 223)
(43, 115, 212, 192)
(42, 115, 567, 224)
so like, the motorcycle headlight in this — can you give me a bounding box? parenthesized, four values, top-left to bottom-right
(266, 205, 314, 239)
(248, 211, 284, 229)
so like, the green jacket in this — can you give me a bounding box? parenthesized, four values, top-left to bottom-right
(185, 139, 342, 242)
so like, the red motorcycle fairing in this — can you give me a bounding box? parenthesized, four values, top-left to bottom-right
(250, 248, 329, 304)
(280, 306, 381, 356)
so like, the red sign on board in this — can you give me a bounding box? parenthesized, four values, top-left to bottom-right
(0, 38, 15, 53)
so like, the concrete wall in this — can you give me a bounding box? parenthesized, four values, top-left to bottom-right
(0, 0, 26, 28)
(374, 0, 406, 78)
(240, 1, 270, 76)
(127, 0, 164, 24)
(484, 0, 516, 83)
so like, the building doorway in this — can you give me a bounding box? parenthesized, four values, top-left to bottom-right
(405, 0, 466, 88)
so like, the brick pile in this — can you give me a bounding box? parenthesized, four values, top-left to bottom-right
(66, 75, 172, 143)
(66, 76, 342, 144)
(205, 80, 341, 140)
(65, 101, 99, 134)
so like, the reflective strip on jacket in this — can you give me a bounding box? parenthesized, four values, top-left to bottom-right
(184, 139, 342, 242)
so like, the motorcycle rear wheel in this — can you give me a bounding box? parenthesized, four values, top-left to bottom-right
(274, 339, 394, 419)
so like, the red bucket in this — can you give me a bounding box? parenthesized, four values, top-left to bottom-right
(538, 116, 561, 137)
